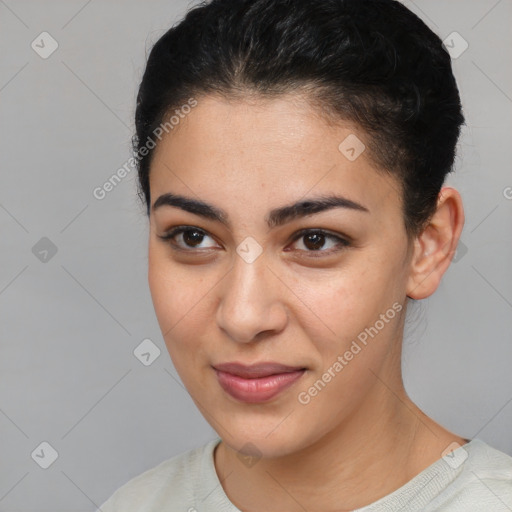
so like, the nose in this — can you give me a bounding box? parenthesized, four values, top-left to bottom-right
(216, 253, 289, 344)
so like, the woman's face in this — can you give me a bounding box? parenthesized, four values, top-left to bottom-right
(148, 94, 414, 457)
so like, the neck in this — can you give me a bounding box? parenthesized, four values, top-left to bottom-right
(214, 376, 465, 512)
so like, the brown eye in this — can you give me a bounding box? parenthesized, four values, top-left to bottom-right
(157, 226, 220, 251)
(288, 229, 350, 255)
(303, 232, 326, 250)
(182, 229, 205, 247)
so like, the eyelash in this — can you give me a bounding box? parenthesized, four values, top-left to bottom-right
(157, 225, 351, 257)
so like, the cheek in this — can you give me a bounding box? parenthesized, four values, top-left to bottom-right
(292, 257, 404, 366)
(292, 265, 383, 333)
(148, 249, 197, 334)
(294, 274, 404, 424)
(147, 248, 216, 366)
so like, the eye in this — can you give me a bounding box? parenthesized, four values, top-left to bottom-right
(158, 226, 350, 257)
(157, 226, 221, 251)
(287, 229, 350, 256)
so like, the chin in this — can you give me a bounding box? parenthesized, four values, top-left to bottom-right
(215, 414, 315, 459)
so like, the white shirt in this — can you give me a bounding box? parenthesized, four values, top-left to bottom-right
(98, 437, 512, 511)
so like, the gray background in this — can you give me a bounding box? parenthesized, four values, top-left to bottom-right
(1, 0, 511, 510)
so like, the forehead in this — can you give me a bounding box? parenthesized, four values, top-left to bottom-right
(149, 94, 402, 222)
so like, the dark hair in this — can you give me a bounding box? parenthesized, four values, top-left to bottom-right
(134, 0, 464, 238)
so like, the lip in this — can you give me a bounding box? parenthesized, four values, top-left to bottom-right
(213, 362, 306, 403)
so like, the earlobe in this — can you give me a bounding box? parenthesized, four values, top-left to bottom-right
(406, 187, 465, 300)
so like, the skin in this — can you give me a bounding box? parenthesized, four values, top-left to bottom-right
(147, 93, 466, 511)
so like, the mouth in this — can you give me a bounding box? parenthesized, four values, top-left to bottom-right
(212, 362, 307, 403)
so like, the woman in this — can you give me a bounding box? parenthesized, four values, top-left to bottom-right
(100, 0, 512, 510)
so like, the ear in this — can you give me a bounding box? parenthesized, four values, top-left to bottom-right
(406, 187, 465, 299)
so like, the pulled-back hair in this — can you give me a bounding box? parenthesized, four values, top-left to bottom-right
(134, 0, 464, 238)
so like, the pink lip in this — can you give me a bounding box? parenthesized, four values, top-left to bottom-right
(213, 362, 306, 403)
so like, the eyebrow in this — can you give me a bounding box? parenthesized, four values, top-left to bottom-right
(152, 192, 369, 229)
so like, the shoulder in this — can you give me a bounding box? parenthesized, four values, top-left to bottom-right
(428, 439, 512, 511)
(463, 438, 512, 484)
(98, 438, 221, 512)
